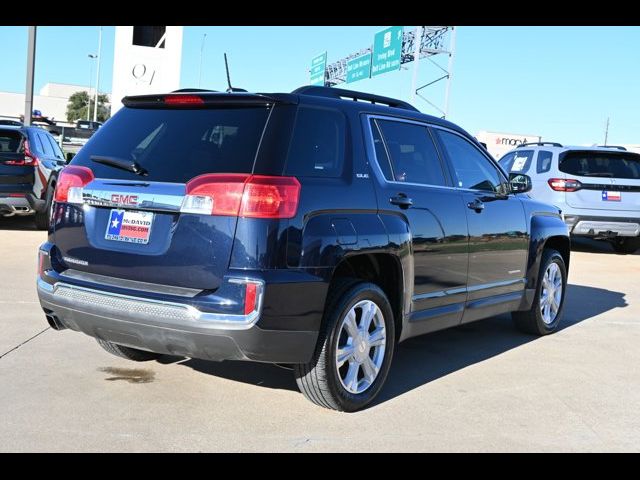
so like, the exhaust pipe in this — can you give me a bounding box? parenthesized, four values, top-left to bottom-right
(44, 311, 66, 331)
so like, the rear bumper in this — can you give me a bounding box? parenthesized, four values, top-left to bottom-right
(37, 277, 319, 363)
(564, 214, 640, 238)
(0, 196, 34, 216)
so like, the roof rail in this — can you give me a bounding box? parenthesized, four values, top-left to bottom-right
(171, 88, 219, 93)
(517, 142, 563, 148)
(292, 85, 419, 112)
(598, 145, 627, 151)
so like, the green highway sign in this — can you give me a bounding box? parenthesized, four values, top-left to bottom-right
(310, 52, 327, 86)
(346, 53, 371, 84)
(371, 26, 403, 77)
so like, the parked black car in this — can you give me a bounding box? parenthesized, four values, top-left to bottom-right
(0, 126, 66, 228)
(37, 86, 570, 411)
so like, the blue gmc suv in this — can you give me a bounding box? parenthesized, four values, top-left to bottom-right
(37, 86, 570, 411)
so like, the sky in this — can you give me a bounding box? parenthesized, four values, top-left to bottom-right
(1, 25, 639, 145)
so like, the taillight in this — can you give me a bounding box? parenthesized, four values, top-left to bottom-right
(6, 140, 38, 166)
(548, 178, 582, 192)
(54, 166, 94, 203)
(182, 174, 249, 215)
(182, 174, 301, 218)
(164, 95, 204, 106)
(241, 176, 301, 219)
(24, 139, 38, 166)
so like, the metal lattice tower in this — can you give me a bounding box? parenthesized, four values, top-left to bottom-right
(320, 26, 456, 118)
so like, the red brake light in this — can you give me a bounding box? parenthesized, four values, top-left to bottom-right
(164, 95, 204, 106)
(240, 175, 301, 219)
(244, 283, 258, 315)
(183, 174, 249, 215)
(54, 166, 94, 203)
(548, 178, 582, 192)
(182, 174, 301, 219)
(6, 140, 38, 166)
(24, 139, 38, 166)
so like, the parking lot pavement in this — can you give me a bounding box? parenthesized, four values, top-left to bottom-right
(1, 216, 638, 452)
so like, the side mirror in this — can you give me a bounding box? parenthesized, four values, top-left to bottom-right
(509, 173, 532, 193)
(65, 152, 75, 163)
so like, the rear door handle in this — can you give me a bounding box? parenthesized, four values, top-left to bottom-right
(390, 194, 413, 209)
(467, 199, 485, 213)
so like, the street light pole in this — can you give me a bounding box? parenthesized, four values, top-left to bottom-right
(24, 26, 37, 127)
(198, 33, 207, 88)
(93, 26, 102, 123)
(87, 55, 95, 121)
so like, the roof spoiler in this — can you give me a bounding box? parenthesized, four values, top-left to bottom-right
(122, 91, 297, 108)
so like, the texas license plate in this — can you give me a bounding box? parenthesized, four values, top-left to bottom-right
(105, 209, 153, 244)
(602, 191, 621, 201)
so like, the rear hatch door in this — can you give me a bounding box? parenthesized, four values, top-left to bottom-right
(52, 94, 282, 290)
(560, 150, 640, 212)
(0, 129, 33, 195)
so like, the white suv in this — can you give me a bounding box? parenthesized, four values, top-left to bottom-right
(499, 142, 640, 254)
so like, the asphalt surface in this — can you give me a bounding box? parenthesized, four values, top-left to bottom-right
(1, 215, 638, 452)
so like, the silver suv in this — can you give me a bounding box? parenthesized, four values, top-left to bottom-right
(499, 142, 640, 254)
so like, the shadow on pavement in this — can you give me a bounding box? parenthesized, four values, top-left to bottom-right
(169, 283, 627, 403)
(0, 216, 38, 231)
(571, 236, 639, 255)
(375, 283, 627, 405)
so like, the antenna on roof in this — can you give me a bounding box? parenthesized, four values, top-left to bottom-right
(224, 53, 247, 93)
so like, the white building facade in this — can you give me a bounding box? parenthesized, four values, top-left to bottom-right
(0, 83, 107, 124)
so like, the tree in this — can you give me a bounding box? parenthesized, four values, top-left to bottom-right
(66, 91, 110, 123)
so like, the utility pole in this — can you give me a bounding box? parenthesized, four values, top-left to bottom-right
(198, 33, 207, 88)
(443, 26, 456, 119)
(93, 26, 102, 123)
(87, 54, 96, 121)
(604, 117, 610, 146)
(24, 26, 37, 127)
(410, 26, 423, 103)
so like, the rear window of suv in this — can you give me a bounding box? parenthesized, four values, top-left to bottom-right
(559, 151, 640, 180)
(71, 106, 272, 183)
(0, 130, 23, 153)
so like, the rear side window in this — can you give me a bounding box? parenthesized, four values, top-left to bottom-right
(285, 106, 345, 177)
(435, 129, 504, 192)
(536, 150, 553, 173)
(45, 134, 65, 160)
(370, 121, 393, 180)
(375, 119, 447, 186)
(559, 151, 640, 180)
(499, 150, 533, 173)
(0, 130, 23, 153)
(71, 106, 271, 183)
(37, 131, 55, 157)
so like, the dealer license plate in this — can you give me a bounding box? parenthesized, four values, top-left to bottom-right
(105, 209, 154, 244)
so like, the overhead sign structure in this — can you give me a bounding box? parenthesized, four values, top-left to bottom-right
(310, 52, 327, 86)
(346, 53, 371, 84)
(371, 26, 403, 77)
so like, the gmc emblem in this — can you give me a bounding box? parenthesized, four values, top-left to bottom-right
(111, 194, 139, 206)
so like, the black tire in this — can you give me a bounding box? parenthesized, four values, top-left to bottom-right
(512, 248, 567, 336)
(34, 184, 54, 231)
(610, 237, 640, 254)
(294, 279, 396, 412)
(96, 339, 161, 362)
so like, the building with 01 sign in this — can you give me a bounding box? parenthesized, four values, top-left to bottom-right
(110, 26, 183, 116)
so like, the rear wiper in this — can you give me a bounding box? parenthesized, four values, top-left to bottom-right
(91, 155, 148, 176)
(582, 172, 614, 177)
